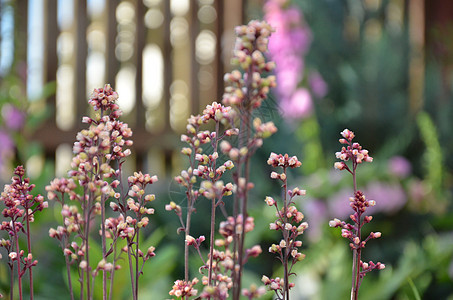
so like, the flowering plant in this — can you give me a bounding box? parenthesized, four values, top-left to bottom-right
(0, 166, 47, 300)
(329, 129, 385, 300)
(262, 153, 308, 300)
(46, 84, 158, 300)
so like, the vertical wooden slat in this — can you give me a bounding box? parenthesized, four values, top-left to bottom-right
(190, 0, 199, 115)
(106, 0, 119, 87)
(75, 0, 88, 121)
(163, 0, 173, 175)
(45, 0, 58, 110)
(135, 0, 146, 171)
(14, 0, 28, 74)
(408, 0, 425, 114)
(215, 0, 224, 101)
(163, 0, 172, 133)
(135, 0, 145, 127)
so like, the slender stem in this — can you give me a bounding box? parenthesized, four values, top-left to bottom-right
(234, 107, 252, 300)
(80, 270, 84, 300)
(25, 205, 34, 299)
(282, 167, 290, 300)
(101, 194, 107, 300)
(184, 203, 192, 283)
(108, 241, 117, 300)
(351, 162, 360, 300)
(84, 192, 91, 300)
(208, 197, 216, 285)
(65, 254, 75, 300)
(15, 232, 23, 300)
(135, 227, 140, 299)
(127, 241, 137, 300)
(9, 262, 14, 300)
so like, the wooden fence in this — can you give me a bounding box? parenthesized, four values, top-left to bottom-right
(6, 0, 247, 177)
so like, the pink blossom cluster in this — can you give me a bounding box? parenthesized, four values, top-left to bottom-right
(0, 166, 46, 299)
(223, 20, 277, 109)
(170, 20, 278, 299)
(264, 0, 327, 120)
(0, 166, 46, 255)
(46, 85, 158, 300)
(263, 153, 307, 299)
(334, 129, 373, 171)
(261, 276, 294, 292)
(169, 278, 199, 298)
(329, 191, 385, 272)
(242, 284, 266, 300)
(168, 101, 239, 298)
(330, 129, 384, 298)
(219, 118, 277, 166)
(88, 83, 119, 111)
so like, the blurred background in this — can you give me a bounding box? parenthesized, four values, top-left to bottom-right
(0, 0, 452, 299)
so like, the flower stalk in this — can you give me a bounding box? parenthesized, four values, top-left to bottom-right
(263, 153, 307, 299)
(0, 166, 47, 300)
(330, 129, 385, 300)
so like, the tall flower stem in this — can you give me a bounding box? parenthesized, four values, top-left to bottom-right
(351, 162, 360, 300)
(14, 231, 23, 300)
(208, 197, 216, 286)
(135, 227, 140, 299)
(208, 121, 221, 286)
(84, 190, 92, 299)
(282, 167, 290, 300)
(127, 242, 136, 299)
(234, 107, 251, 299)
(101, 194, 107, 300)
(64, 254, 75, 300)
(9, 262, 14, 300)
(331, 129, 385, 300)
(25, 202, 34, 299)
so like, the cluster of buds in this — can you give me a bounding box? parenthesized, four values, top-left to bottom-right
(334, 129, 373, 172)
(201, 102, 236, 124)
(242, 284, 266, 300)
(6, 250, 38, 266)
(261, 276, 294, 293)
(47, 85, 159, 299)
(219, 118, 278, 165)
(46, 178, 79, 202)
(217, 215, 255, 247)
(0, 165, 47, 245)
(267, 152, 302, 169)
(328, 192, 384, 265)
(88, 84, 119, 111)
(169, 101, 238, 298)
(199, 282, 229, 300)
(1, 166, 47, 221)
(0, 166, 45, 298)
(199, 180, 233, 201)
(169, 278, 199, 298)
(330, 129, 384, 296)
(263, 153, 307, 298)
(185, 235, 205, 250)
(223, 20, 276, 109)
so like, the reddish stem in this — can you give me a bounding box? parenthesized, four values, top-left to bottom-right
(14, 231, 23, 300)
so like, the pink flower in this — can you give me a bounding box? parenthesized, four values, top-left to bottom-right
(2, 104, 25, 130)
(280, 88, 313, 120)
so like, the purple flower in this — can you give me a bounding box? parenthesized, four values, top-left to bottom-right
(280, 88, 313, 119)
(309, 71, 328, 98)
(302, 198, 327, 242)
(388, 156, 412, 179)
(265, 0, 327, 121)
(328, 187, 355, 219)
(2, 104, 25, 131)
(0, 129, 14, 173)
(364, 181, 407, 215)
